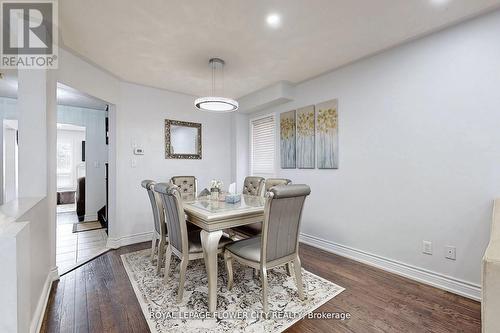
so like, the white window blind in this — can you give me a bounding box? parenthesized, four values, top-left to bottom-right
(251, 115, 275, 176)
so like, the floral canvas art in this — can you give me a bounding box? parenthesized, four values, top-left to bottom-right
(296, 105, 315, 169)
(280, 110, 296, 168)
(316, 99, 339, 169)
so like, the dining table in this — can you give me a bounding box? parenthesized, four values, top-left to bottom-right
(183, 194, 266, 312)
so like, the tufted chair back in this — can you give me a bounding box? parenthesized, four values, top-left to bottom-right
(242, 176, 265, 196)
(261, 184, 311, 262)
(170, 176, 197, 200)
(154, 183, 188, 254)
(141, 180, 166, 237)
(264, 178, 291, 193)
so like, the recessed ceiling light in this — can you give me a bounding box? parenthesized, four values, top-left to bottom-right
(430, 0, 451, 6)
(266, 13, 281, 28)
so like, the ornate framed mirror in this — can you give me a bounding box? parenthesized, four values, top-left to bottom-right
(165, 119, 202, 159)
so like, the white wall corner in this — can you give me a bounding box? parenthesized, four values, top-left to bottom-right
(237, 81, 295, 114)
(300, 233, 481, 301)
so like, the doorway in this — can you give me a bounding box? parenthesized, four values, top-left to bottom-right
(56, 83, 110, 274)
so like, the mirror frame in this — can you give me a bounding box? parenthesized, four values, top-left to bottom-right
(164, 119, 202, 159)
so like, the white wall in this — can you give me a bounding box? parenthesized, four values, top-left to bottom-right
(244, 10, 500, 292)
(0, 68, 58, 333)
(17, 70, 50, 198)
(0, 98, 19, 205)
(231, 113, 249, 191)
(57, 49, 119, 105)
(112, 82, 233, 243)
(17, 198, 55, 331)
(3, 123, 18, 202)
(57, 106, 108, 220)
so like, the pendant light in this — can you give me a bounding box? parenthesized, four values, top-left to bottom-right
(195, 58, 238, 112)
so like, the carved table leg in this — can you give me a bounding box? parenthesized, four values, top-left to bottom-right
(200, 229, 223, 312)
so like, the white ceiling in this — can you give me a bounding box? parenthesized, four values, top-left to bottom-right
(0, 72, 108, 110)
(59, 0, 500, 99)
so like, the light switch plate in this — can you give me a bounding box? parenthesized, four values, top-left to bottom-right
(423, 241, 432, 255)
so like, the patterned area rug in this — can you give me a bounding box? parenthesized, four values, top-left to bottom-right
(121, 249, 344, 332)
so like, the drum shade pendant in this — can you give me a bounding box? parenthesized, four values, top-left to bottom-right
(195, 58, 238, 112)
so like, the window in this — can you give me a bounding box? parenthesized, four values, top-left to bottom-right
(56, 125, 86, 191)
(250, 115, 275, 176)
(57, 142, 74, 190)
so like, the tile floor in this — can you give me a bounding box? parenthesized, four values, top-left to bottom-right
(56, 210, 108, 274)
(57, 203, 76, 214)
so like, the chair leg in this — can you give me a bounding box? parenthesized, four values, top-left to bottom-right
(176, 258, 188, 303)
(293, 256, 305, 300)
(260, 266, 269, 315)
(163, 245, 172, 282)
(156, 238, 165, 274)
(286, 262, 293, 276)
(224, 251, 234, 290)
(150, 235, 157, 263)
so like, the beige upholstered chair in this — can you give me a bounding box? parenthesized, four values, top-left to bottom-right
(482, 199, 500, 332)
(264, 178, 292, 193)
(141, 180, 168, 274)
(224, 184, 311, 314)
(242, 176, 265, 196)
(232, 178, 292, 238)
(170, 176, 197, 201)
(170, 176, 202, 231)
(154, 183, 233, 303)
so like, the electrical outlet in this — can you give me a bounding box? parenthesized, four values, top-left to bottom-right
(445, 246, 456, 260)
(423, 241, 432, 255)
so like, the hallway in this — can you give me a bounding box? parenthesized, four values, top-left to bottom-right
(56, 211, 108, 274)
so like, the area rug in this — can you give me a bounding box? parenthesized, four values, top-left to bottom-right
(72, 220, 104, 233)
(121, 249, 345, 333)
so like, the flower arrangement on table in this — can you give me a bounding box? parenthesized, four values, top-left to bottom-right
(209, 179, 224, 200)
(209, 179, 223, 192)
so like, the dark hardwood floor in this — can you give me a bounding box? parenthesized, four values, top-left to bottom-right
(40, 242, 481, 333)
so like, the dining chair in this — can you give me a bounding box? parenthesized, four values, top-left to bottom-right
(154, 183, 234, 303)
(170, 176, 198, 201)
(242, 176, 265, 196)
(264, 178, 292, 193)
(232, 178, 292, 239)
(141, 180, 168, 274)
(224, 184, 311, 314)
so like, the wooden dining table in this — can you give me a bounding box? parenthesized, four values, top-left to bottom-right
(183, 194, 265, 312)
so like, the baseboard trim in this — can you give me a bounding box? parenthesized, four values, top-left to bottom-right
(30, 267, 59, 333)
(106, 231, 153, 249)
(300, 233, 481, 301)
